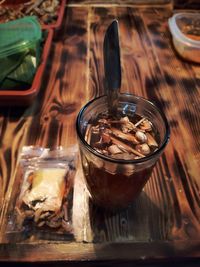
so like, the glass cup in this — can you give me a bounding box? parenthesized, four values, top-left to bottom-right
(76, 93, 170, 210)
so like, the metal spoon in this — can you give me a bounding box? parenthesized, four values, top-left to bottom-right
(103, 20, 121, 115)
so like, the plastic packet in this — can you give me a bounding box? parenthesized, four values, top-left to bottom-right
(4, 145, 78, 242)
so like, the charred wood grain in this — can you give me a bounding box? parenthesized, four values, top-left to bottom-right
(0, 2, 200, 263)
(0, 241, 200, 261)
(174, 0, 200, 9)
(70, 6, 200, 246)
(26, 7, 89, 148)
(68, 0, 173, 7)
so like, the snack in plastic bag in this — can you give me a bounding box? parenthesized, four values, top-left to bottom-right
(5, 145, 78, 242)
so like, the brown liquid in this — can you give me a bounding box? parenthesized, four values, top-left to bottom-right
(83, 161, 153, 209)
(83, 113, 159, 209)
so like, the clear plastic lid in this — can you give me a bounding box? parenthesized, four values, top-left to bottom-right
(0, 16, 42, 59)
(168, 13, 200, 47)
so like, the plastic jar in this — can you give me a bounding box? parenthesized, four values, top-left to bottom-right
(168, 13, 200, 63)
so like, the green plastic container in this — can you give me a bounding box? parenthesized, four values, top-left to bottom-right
(0, 16, 42, 90)
(0, 16, 42, 58)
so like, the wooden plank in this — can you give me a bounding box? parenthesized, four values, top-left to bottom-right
(0, 101, 35, 227)
(0, 3, 199, 263)
(0, 241, 200, 262)
(139, 7, 200, 240)
(79, 6, 170, 243)
(174, 0, 200, 9)
(0, 6, 89, 240)
(68, 0, 172, 6)
(72, 5, 200, 245)
(25, 7, 89, 148)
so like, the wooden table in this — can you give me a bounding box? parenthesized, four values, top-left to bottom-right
(0, 0, 200, 265)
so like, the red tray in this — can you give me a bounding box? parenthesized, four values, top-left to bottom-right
(1, 0, 66, 30)
(0, 28, 54, 106)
